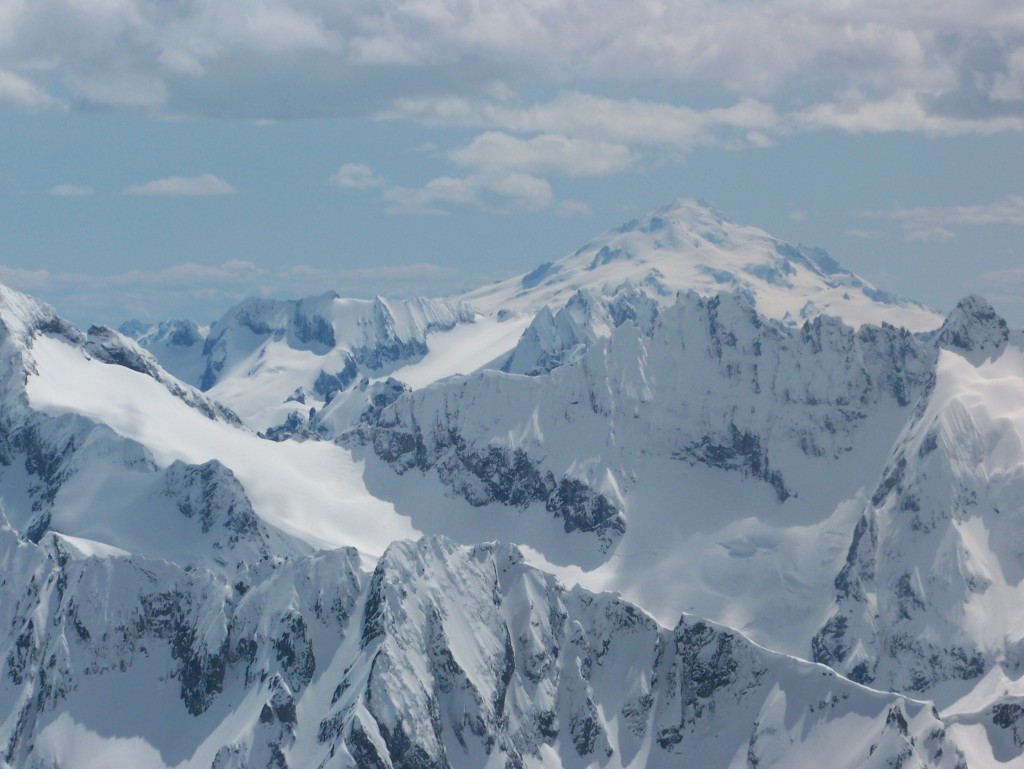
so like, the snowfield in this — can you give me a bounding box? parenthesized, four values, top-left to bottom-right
(25, 332, 418, 556)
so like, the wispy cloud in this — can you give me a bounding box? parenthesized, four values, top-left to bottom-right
(905, 226, 956, 243)
(794, 90, 1024, 136)
(125, 173, 237, 197)
(0, 69, 58, 111)
(971, 267, 1024, 290)
(48, 184, 94, 197)
(448, 132, 638, 177)
(556, 200, 592, 218)
(385, 93, 780, 151)
(329, 163, 387, 189)
(846, 228, 884, 239)
(382, 172, 553, 215)
(863, 195, 1024, 240)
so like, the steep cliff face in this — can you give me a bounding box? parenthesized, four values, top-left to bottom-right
(499, 287, 659, 376)
(347, 291, 935, 552)
(814, 298, 1024, 710)
(332, 537, 962, 769)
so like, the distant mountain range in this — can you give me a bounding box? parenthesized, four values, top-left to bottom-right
(0, 200, 1019, 768)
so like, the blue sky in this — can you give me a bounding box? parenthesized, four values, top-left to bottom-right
(1, 1, 1023, 328)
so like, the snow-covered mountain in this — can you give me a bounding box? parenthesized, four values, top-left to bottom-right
(123, 199, 941, 442)
(4, 198, 1024, 768)
(463, 198, 942, 332)
(118, 318, 211, 387)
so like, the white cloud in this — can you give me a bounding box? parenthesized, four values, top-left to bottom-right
(386, 86, 1024, 158)
(863, 195, 1024, 240)
(973, 267, 1024, 289)
(846, 228, 884, 239)
(0, 68, 57, 110)
(869, 195, 1024, 226)
(125, 173, 237, 197)
(448, 132, 638, 177)
(936, 196, 1024, 226)
(121, 259, 265, 285)
(49, 184, 94, 197)
(383, 172, 553, 215)
(329, 163, 387, 189)
(0, 266, 52, 291)
(556, 200, 592, 218)
(906, 226, 956, 243)
(794, 90, 1024, 136)
(385, 93, 780, 150)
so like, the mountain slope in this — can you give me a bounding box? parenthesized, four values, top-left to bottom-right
(0, 283, 427, 564)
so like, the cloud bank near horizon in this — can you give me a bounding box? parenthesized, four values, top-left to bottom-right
(0, 260, 466, 326)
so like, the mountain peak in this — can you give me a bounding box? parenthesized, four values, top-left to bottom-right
(616, 197, 729, 233)
(0, 283, 79, 348)
(937, 294, 1010, 363)
(463, 199, 943, 332)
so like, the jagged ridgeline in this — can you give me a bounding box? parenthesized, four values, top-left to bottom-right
(0, 529, 965, 769)
(2, 200, 1023, 767)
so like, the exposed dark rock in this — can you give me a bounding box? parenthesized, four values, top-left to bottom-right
(312, 355, 358, 400)
(675, 424, 790, 502)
